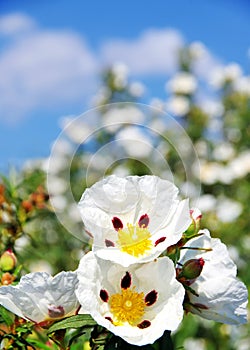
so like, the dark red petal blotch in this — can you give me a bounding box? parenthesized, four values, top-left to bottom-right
(145, 290, 158, 306)
(155, 237, 166, 246)
(121, 271, 132, 289)
(112, 217, 123, 231)
(137, 320, 151, 329)
(138, 214, 149, 228)
(100, 289, 109, 302)
(105, 239, 115, 247)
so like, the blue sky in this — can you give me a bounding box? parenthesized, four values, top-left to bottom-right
(0, 0, 250, 172)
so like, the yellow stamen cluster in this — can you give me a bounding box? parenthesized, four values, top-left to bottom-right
(109, 287, 145, 326)
(117, 223, 152, 257)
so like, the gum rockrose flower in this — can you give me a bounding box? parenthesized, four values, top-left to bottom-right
(179, 229, 248, 324)
(0, 271, 80, 326)
(78, 175, 191, 266)
(76, 252, 185, 346)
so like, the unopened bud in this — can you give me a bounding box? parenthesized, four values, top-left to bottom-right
(1, 272, 15, 285)
(179, 258, 205, 280)
(0, 249, 17, 271)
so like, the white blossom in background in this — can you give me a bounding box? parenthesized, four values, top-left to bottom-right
(111, 62, 129, 89)
(216, 198, 243, 223)
(166, 96, 190, 117)
(103, 106, 145, 133)
(199, 161, 223, 185)
(76, 252, 185, 346)
(47, 176, 68, 195)
(179, 229, 248, 324)
(115, 126, 153, 158)
(233, 76, 250, 95)
(78, 175, 191, 267)
(129, 81, 145, 98)
(228, 150, 250, 179)
(149, 98, 165, 112)
(196, 194, 217, 213)
(213, 142, 235, 161)
(211, 63, 242, 88)
(198, 99, 224, 118)
(0, 272, 79, 325)
(60, 116, 93, 144)
(184, 338, 206, 350)
(166, 72, 197, 95)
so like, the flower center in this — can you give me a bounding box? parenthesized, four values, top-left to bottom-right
(117, 223, 153, 257)
(109, 287, 145, 326)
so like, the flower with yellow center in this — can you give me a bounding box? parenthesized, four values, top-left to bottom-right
(76, 252, 185, 346)
(110, 287, 145, 326)
(78, 175, 191, 267)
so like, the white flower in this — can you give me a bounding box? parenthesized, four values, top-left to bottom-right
(166, 96, 190, 117)
(76, 252, 185, 346)
(233, 76, 250, 95)
(115, 126, 152, 158)
(213, 142, 235, 161)
(179, 230, 248, 324)
(103, 106, 145, 133)
(0, 271, 79, 325)
(78, 175, 191, 267)
(216, 198, 243, 223)
(166, 72, 197, 95)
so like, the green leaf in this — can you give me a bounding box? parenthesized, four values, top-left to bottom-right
(28, 339, 57, 350)
(0, 305, 15, 326)
(47, 314, 97, 334)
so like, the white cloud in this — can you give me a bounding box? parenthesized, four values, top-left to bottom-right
(0, 13, 35, 36)
(0, 13, 98, 124)
(101, 28, 184, 75)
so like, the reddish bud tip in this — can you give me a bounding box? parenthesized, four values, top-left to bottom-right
(179, 258, 205, 280)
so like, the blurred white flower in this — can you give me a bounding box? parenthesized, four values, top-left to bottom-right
(198, 99, 224, 118)
(50, 194, 68, 212)
(29, 260, 53, 274)
(149, 98, 165, 112)
(111, 62, 129, 89)
(60, 116, 93, 144)
(228, 151, 250, 179)
(200, 161, 222, 185)
(0, 271, 79, 324)
(211, 63, 242, 88)
(103, 106, 145, 133)
(213, 142, 235, 161)
(76, 252, 185, 346)
(78, 175, 191, 267)
(216, 198, 243, 223)
(129, 81, 145, 98)
(184, 338, 206, 350)
(47, 176, 67, 195)
(166, 72, 197, 95)
(179, 229, 248, 324)
(116, 126, 152, 158)
(166, 96, 190, 117)
(233, 76, 250, 95)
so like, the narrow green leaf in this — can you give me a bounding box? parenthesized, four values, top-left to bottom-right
(0, 306, 15, 326)
(48, 314, 97, 334)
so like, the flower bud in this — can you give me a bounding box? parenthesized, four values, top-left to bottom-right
(1, 272, 15, 285)
(0, 249, 17, 271)
(179, 258, 205, 280)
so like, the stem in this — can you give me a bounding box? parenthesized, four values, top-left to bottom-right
(157, 330, 174, 350)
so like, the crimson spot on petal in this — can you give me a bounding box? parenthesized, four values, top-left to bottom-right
(100, 289, 109, 302)
(137, 320, 151, 329)
(155, 237, 166, 247)
(112, 217, 123, 231)
(105, 316, 113, 323)
(145, 290, 158, 306)
(105, 239, 115, 247)
(121, 271, 132, 289)
(138, 214, 149, 228)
